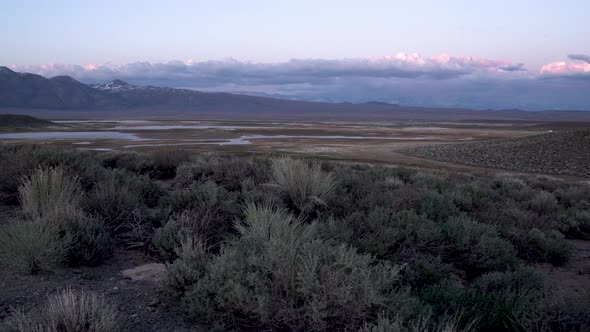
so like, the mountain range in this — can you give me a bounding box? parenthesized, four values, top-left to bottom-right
(1, 66, 590, 121)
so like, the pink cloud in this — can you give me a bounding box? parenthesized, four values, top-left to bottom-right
(540, 61, 590, 75)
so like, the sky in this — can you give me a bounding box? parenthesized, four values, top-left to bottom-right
(2, 0, 590, 110)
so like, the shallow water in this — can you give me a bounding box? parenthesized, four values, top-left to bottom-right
(53, 120, 152, 124)
(111, 125, 265, 130)
(122, 134, 445, 148)
(0, 131, 145, 140)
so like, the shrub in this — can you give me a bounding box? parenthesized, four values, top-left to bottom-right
(159, 181, 240, 247)
(45, 206, 112, 266)
(528, 191, 559, 215)
(558, 204, 590, 240)
(268, 157, 336, 215)
(153, 211, 212, 261)
(507, 228, 570, 265)
(5, 287, 117, 332)
(415, 190, 460, 223)
(0, 220, 68, 274)
(180, 204, 402, 330)
(127, 174, 165, 208)
(420, 268, 544, 332)
(84, 171, 144, 232)
(458, 268, 545, 332)
(0, 145, 37, 204)
(527, 293, 590, 331)
(555, 185, 590, 208)
(441, 215, 517, 277)
(175, 155, 271, 191)
(319, 209, 442, 261)
(136, 149, 190, 180)
(17, 168, 111, 266)
(359, 313, 477, 332)
(399, 250, 456, 289)
(165, 237, 210, 293)
(19, 167, 82, 220)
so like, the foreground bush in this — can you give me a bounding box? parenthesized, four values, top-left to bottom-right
(178, 204, 402, 330)
(0, 220, 67, 274)
(45, 206, 112, 266)
(440, 215, 517, 277)
(84, 170, 145, 232)
(420, 268, 545, 332)
(5, 287, 117, 332)
(18, 168, 112, 266)
(269, 157, 335, 215)
(19, 167, 82, 220)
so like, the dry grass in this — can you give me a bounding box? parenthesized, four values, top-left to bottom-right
(268, 157, 335, 214)
(19, 167, 82, 220)
(5, 287, 117, 332)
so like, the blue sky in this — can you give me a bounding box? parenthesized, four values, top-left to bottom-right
(2, 0, 590, 109)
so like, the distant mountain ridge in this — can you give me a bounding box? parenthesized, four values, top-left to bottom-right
(1, 66, 590, 122)
(0, 114, 53, 127)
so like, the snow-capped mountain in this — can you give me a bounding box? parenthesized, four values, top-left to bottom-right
(91, 79, 137, 92)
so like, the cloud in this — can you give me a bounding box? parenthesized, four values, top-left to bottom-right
(499, 63, 526, 71)
(7, 53, 590, 110)
(568, 54, 590, 64)
(540, 60, 590, 79)
(9, 53, 521, 87)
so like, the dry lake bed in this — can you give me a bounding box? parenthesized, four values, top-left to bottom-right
(0, 119, 559, 176)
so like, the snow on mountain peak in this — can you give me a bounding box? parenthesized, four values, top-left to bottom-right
(93, 79, 136, 92)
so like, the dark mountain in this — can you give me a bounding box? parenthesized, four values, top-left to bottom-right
(1, 66, 590, 122)
(0, 114, 53, 127)
(0, 67, 124, 109)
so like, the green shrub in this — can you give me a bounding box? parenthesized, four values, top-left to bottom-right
(153, 211, 212, 261)
(136, 149, 190, 180)
(5, 287, 117, 332)
(17, 168, 111, 266)
(507, 228, 570, 265)
(319, 209, 442, 261)
(459, 268, 544, 332)
(26, 146, 105, 191)
(558, 204, 590, 240)
(441, 215, 517, 277)
(527, 293, 590, 331)
(268, 157, 336, 215)
(0, 145, 37, 204)
(84, 171, 144, 232)
(415, 190, 460, 223)
(359, 313, 477, 332)
(46, 206, 112, 266)
(180, 204, 402, 330)
(421, 268, 544, 332)
(400, 251, 456, 289)
(0, 220, 68, 274)
(165, 237, 210, 293)
(127, 174, 165, 208)
(175, 155, 271, 191)
(19, 167, 82, 220)
(528, 191, 559, 215)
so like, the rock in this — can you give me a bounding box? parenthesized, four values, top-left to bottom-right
(148, 298, 160, 307)
(121, 263, 166, 282)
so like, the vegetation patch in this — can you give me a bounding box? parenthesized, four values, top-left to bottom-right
(402, 130, 590, 177)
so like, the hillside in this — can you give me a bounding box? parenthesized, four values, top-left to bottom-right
(2, 66, 590, 121)
(403, 130, 590, 177)
(0, 114, 53, 127)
